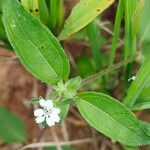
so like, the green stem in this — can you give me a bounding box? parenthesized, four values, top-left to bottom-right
(82, 54, 137, 85)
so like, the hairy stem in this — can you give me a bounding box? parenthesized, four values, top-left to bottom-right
(82, 54, 138, 85)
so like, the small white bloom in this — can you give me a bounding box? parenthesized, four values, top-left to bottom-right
(128, 76, 136, 81)
(34, 98, 61, 126)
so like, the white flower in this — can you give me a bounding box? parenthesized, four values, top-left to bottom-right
(128, 76, 136, 81)
(34, 98, 61, 126)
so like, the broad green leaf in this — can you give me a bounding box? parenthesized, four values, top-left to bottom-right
(58, 0, 115, 40)
(140, 121, 150, 137)
(76, 92, 150, 146)
(3, 0, 70, 85)
(0, 14, 6, 39)
(0, 0, 6, 40)
(0, 107, 27, 143)
(123, 57, 150, 107)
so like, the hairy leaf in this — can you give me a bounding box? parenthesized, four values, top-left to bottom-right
(3, 0, 70, 85)
(76, 92, 150, 146)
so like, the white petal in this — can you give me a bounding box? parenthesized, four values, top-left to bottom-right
(39, 98, 47, 107)
(51, 108, 61, 116)
(46, 116, 55, 126)
(35, 116, 45, 123)
(45, 100, 53, 109)
(34, 109, 44, 117)
(52, 115, 60, 122)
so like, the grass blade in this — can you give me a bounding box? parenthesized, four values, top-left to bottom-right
(123, 57, 150, 107)
(109, 0, 125, 66)
(86, 20, 105, 69)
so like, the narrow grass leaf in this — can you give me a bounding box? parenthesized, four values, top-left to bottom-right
(57, 0, 64, 31)
(86, 21, 105, 69)
(38, 0, 50, 26)
(131, 0, 144, 39)
(123, 57, 150, 107)
(49, 0, 58, 31)
(131, 102, 150, 111)
(109, 0, 125, 66)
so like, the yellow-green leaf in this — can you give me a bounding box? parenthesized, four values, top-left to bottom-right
(58, 0, 115, 40)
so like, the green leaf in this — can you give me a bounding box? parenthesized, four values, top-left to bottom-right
(131, 0, 144, 39)
(57, 0, 64, 31)
(109, 0, 125, 66)
(59, 98, 72, 106)
(58, 0, 115, 40)
(76, 92, 150, 146)
(131, 102, 150, 111)
(123, 57, 150, 107)
(29, 97, 40, 104)
(76, 54, 96, 78)
(21, 0, 40, 19)
(38, 0, 50, 26)
(0, 0, 6, 40)
(140, 121, 150, 137)
(49, 0, 58, 31)
(67, 77, 82, 91)
(0, 107, 27, 143)
(59, 104, 69, 122)
(139, 0, 150, 41)
(3, 0, 70, 85)
(86, 20, 105, 69)
(139, 0, 150, 59)
(137, 78, 150, 103)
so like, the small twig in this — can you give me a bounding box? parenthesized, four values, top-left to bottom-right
(20, 137, 100, 150)
(92, 129, 99, 150)
(82, 54, 137, 85)
(0, 56, 18, 62)
(45, 85, 52, 99)
(50, 127, 62, 150)
(61, 122, 69, 142)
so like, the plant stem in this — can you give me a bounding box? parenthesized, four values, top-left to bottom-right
(82, 54, 137, 85)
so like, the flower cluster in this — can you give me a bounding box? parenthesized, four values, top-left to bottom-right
(34, 99, 61, 126)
